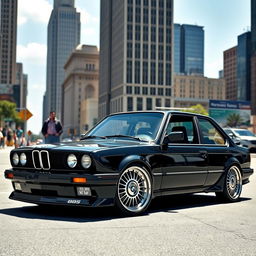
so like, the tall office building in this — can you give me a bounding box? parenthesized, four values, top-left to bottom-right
(174, 24, 204, 75)
(0, 0, 17, 85)
(224, 46, 237, 100)
(99, 0, 173, 119)
(237, 32, 251, 101)
(44, 0, 80, 121)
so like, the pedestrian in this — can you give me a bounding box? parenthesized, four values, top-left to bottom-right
(6, 128, 14, 146)
(41, 111, 63, 144)
(15, 126, 24, 148)
(2, 126, 6, 148)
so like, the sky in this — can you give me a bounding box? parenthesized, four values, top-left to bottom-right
(16, 0, 250, 134)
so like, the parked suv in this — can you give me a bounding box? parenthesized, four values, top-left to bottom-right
(223, 128, 256, 153)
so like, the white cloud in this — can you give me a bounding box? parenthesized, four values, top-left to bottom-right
(17, 43, 47, 65)
(18, 0, 52, 26)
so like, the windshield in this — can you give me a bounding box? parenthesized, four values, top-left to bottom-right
(87, 112, 164, 141)
(234, 130, 255, 137)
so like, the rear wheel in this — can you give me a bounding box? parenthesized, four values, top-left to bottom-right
(115, 166, 152, 216)
(216, 165, 242, 202)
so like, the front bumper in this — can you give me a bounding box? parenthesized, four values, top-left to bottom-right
(4, 169, 119, 207)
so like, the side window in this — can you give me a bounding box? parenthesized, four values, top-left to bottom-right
(166, 115, 199, 144)
(198, 118, 226, 145)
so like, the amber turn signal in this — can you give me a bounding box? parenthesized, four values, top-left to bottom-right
(6, 173, 14, 179)
(73, 177, 87, 183)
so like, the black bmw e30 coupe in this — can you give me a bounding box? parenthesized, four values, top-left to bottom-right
(5, 111, 254, 216)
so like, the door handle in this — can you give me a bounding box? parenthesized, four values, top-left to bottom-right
(199, 151, 208, 159)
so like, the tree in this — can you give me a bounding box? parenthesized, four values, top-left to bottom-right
(183, 104, 208, 116)
(226, 113, 243, 127)
(0, 100, 19, 123)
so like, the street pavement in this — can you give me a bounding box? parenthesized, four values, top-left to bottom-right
(0, 147, 256, 256)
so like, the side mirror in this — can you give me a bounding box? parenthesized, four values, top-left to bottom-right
(166, 131, 185, 143)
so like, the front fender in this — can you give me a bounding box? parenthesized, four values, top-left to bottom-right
(118, 155, 151, 173)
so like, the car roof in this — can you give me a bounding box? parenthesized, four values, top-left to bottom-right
(108, 110, 209, 118)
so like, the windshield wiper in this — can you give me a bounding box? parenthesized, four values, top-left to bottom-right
(80, 135, 107, 140)
(105, 135, 143, 141)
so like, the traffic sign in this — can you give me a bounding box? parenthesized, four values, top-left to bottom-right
(18, 109, 33, 121)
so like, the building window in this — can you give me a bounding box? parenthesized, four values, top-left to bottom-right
(127, 24, 133, 40)
(143, 26, 148, 41)
(146, 98, 152, 110)
(143, 44, 148, 59)
(159, 45, 164, 60)
(151, 9, 156, 24)
(150, 62, 156, 84)
(159, 0, 164, 8)
(143, 8, 148, 23)
(135, 86, 140, 94)
(137, 97, 143, 110)
(156, 98, 162, 107)
(144, 0, 149, 6)
(150, 87, 156, 95)
(135, 43, 140, 59)
(135, 7, 141, 23)
(151, 0, 156, 7)
(127, 61, 133, 83)
(127, 97, 133, 111)
(159, 27, 164, 43)
(158, 63, 164, 85)
(151, 26, 156, 42)
(166, 46, 171, 61)
(166, 88, 172, 96)
(127, 6, 133, 22)
(158, 88, 164, 96)
(135, 25, 141, 40)
(135, 61, 140, 84)
(143, 62, 148, 84)
(166, 28, 172, 43)
(151, 45, 156, 60)
(126, 86, 133, 94)
(127, 42, 133, 58)
(166, 10, 172, 25)
(136, 0, 141, 5)
(142, 87, 148, 95)
(165, 99, 171, 107)
(166, 63, 171, 85)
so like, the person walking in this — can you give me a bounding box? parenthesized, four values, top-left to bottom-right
(15, 126, 24, 148)
(41, 111, 63, 144)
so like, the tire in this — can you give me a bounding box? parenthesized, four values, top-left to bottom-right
(115, 165, 152, 216)
(216, 165, 242, 202)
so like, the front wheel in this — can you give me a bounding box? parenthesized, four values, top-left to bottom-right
(115, 166, 152, 216)
(216, 165, 242, 202)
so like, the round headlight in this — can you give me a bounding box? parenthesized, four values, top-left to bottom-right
(67, 154, 77, 168)
(12, 153, 19, 166)
(81, 155, 92, 169)
(20, 153, 27, 166)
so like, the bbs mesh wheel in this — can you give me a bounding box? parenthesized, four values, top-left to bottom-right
(115, 166, 152, 216)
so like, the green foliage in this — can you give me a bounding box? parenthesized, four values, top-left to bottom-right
(0, 100, 19, 122)
(226, 113, 243, 127)
(183, 104, 209, 116)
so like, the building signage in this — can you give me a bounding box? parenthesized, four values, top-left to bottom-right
(0, 84, 13, 94)
(209, 100, 251, 127)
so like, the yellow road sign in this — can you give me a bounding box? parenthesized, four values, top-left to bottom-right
(18, 109, 33, 121)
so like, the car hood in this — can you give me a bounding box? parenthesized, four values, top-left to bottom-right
(24, 139, 152, 152)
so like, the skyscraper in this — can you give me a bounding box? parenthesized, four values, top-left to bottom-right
(237, 32, 251, 101)
(174, 24, 204, 75)
(224, 46, 237, 100)
(44, 0, 80, 121)
(99, 0, 173, 119)
(0, 0, 17, 85)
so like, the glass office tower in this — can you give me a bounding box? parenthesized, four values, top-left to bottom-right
(237, 32, 251, 101)
(174, 24, 204, 75)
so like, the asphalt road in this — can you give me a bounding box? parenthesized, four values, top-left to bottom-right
(0, 147, 256, 256)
